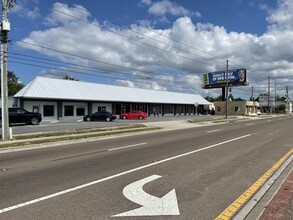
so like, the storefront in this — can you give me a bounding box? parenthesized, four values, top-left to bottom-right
(14, 77, 211, 121)
(214, 101, 259, 116)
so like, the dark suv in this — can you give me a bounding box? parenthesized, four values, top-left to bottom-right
(0, 107, 42, 125)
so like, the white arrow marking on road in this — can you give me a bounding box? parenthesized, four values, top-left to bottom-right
(112, 175, 180, 217)
(0, 134, 250, 213)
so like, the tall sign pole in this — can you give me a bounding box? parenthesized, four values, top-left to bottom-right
(1, 0, 13, 140)
(225, 60, 229, 119)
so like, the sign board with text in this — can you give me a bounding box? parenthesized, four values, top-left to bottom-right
(202, 69, 248, 89)
(259, 95, 275, 107)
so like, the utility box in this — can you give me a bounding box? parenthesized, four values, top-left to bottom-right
(2, 19, 10, 32)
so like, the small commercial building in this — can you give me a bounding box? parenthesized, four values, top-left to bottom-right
(14, 77, 211, 121)
(214, 100, 259, 116)
(260, 101, 292, 113)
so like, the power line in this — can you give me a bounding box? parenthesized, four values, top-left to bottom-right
(75, 2, 225, 66)
(10, 60, 200, 92)
(10, 41, 203, 87)
(84, 0, 227, 61)
(10, 51, 201, 89)
(12, 1, 250, 90)
(8, 51, 198, 85)
(46, 5, 226, 67)
(13, 2, 292, 98)
(15, 40, 202, 80)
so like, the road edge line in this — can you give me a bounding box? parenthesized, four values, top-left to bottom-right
(215, 148, 293, 220)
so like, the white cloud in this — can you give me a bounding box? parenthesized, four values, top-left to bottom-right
(140, 0, 152, 6)
(148, 0, 201, 18)
(10, 0, 40, 20)
(17, 0, 293, 97)
(44, 2, 91, 26)
(26, 7, 41, 20)
(116, 80, 135, 88)
(266, 0, 293, 31)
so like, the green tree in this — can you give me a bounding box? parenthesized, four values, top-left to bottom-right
(204, 95, 223, 102)
(0, 71, 24, 96)
(234, 97, 245, 101)
(214, 95, 223, 101)
(204, 96, 215, 102)
(63, 75, 79, 81)
(228, 93, 234, 100)
(278, 96, 287, 102)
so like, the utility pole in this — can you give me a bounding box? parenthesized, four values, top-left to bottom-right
(274, 79, 276, 113)
(286, 86, 289, 113)
(251, 86, 254, 101)
(268, 76, 270, 114)
(225, 60, 229, 119)
(1, 0, 14, 140)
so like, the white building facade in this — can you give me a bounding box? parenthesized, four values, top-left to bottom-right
(14, 77, 211, 121)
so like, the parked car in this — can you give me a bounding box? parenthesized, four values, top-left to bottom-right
(0, 107, 42, 125)
(83, 111, 116, 122)
(120, 111, 148, 120)
(257, 110, 262, 115)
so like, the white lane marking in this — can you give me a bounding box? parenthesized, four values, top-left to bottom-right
(112, 175, 179, 217)
(0, 134, 251, 214)
(108, 143, 147, 151)
(207, 129, 221, 133)
(267, 120, 272, 122)
(246, 123, 254, 126)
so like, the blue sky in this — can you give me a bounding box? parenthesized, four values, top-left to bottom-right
(6, 0, 293, 99)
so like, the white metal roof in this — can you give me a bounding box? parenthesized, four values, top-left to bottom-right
(14, 76, 211, 105)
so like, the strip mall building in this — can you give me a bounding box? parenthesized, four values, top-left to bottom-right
(13, 77, 211, 121)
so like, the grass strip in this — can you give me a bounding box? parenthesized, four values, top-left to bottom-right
(14, 124, 147, 140)
(189, 117, 244, 123)
(0, 127, 161, 149)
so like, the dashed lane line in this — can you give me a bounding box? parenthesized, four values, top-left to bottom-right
(0, 134, 251, 214)
(207, 129, 221, 133)
(108, 142, 147, 151)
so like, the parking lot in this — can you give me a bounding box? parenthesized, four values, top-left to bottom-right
(9, 115, 224, 135)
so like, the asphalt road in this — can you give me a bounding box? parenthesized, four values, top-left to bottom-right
(0, 115, 292, 219)
(9, 115, 223, 134)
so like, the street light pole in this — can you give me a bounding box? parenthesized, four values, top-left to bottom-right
(194, 102, 198, 116)
(268, 76, 270, 114)
(225, 60, 229, 119)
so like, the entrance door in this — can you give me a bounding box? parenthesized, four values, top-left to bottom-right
(121, 106, 126, 114)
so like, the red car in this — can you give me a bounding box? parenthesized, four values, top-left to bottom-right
(120, 111, 148, 120)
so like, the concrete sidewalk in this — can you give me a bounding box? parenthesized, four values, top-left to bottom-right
(244, 154, 293, 220)
(259, 170, 293, 220)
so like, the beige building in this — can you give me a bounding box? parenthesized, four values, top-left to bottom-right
(214, 101, 259, 116)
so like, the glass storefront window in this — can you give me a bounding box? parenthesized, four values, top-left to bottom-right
(64, 105, 74, 116)
(164, 105, 174, 114)
(76, 107, 85, 116)
(44, 105, 54, 116)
